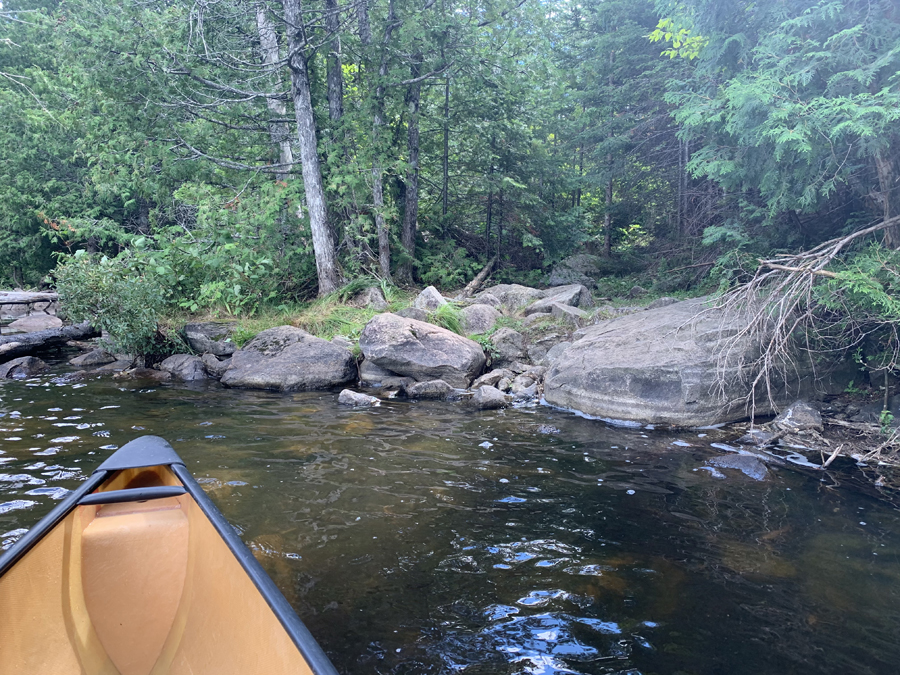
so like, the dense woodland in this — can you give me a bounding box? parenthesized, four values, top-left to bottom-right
(1, 0, 899, 359)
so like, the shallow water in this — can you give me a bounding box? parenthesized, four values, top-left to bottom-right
(1, 364, 899, 675)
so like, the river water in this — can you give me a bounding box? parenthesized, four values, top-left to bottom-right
(1, 362, 899, 675)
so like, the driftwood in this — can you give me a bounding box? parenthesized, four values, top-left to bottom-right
(0, 322, 99, 363)
(459, 256, 498, 299)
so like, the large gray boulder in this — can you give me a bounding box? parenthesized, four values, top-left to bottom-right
(183, 322, 237, 357)
(70, 348, 116, 367)
(543, 297, 852, 427)
(221, 326, 356, 391)
(0, 356, 47, 379)
(159, 354, 208, 381)
(460, 304, 501, 335)
(359, 313, 485, 388)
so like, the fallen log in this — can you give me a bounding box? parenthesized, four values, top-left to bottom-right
(459, 256, 498, 299)
(0, 322, 100, 363)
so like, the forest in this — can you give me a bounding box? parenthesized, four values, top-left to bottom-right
(1, 0, 899, 367)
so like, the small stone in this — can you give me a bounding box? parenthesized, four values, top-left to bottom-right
(338, 389, 381, 406)
(773, 400, 823, 433)
(627, 285, 648, 299)
(471, 368, 514, 389)
(471, 385, 508, 410)
(348, 286, 389, 311)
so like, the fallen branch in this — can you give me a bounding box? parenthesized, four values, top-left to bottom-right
(459, 256, 498, 299)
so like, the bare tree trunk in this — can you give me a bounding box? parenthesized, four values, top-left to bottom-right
(359, 0, 396, 280)
(398, 57, 422, 283)
(442, 75, 450, 218)
(284, 0, 341, 295)
(875, 147, 900, 248)
(256, 4, 294, 182)
(604, 173, 612, 257)
(324, 0, 343, 125)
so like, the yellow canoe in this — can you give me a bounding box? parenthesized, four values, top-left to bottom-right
(0, 436, 338, 675)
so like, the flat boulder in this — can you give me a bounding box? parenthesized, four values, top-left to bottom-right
(359, 313, 485, 388)
(406, 379, 455, 400)
(544, 297, 851, 427)
(6, 315, 62, 333)
(159, 354, 208, 381)
(338, 389, 381, 406)
(471, 385, 508, 410)
(0, 356, 47, 379)
(221, 326, 356, 391)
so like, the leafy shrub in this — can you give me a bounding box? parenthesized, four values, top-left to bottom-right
(55, 250, 166, 355)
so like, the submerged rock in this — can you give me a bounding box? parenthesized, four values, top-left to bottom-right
(406, 379, 455, 400)
(338, 389, 381, 406)
(707, 454, 769, 481)
(471, 385, 508, 410)
(359, 313, 485, 388)
(221, 326, 356, 391)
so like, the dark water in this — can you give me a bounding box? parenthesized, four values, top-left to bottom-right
(2, 365, 900, 675)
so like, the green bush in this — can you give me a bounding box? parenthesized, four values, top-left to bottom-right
(55, 250, 166, 356)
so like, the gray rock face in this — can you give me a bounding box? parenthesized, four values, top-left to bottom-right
(490, 328, 527, 368)
(406, 379, 455, 400)
(183, 322, 237, 357)
(6, 315, 62, 333)
(547, 254, 603, 288)
(414, 286, 448, 312)
(627, 285, 648, 299)
(358, 359, 414, 390)
(221, 326, 356, 391)
(0, 356, 47, 379)
(544, 297, 851, 427)
(117, 367, 172, 382)
(70, 349, 116, 367)
(773, 400, 823, 433)
(647, 296, 679, 310)
(359, 313, 485, 388)
(331, 336, 355, 351)
(460, 304, 501, 335)
(523, 285, 593, 316)
(478, 284, 546, 313)
(542, 341, 572, 366)
(159, 354, 208, 381)
(338, 389, 381, 406)
(471, 385, 508, 410)
(349, 286, 389, 311)
(201, 353, 231, 378)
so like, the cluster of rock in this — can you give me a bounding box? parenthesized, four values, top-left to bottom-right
(27, 275, 856, 428)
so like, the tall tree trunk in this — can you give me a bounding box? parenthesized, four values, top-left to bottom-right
(360, 0, 396, 280)
(398, 57, 422, 283)
(497, 189, 504, 262)
(875, 146, 900, 248)
(256, 3, 294, 182)
(284, 0, 341, 295)
(442, 75, 450, 218)
(604, 173, 613, 257)
(324, 0, 343, 125)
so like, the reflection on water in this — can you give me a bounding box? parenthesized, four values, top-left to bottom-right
(2, 366, 900, 674)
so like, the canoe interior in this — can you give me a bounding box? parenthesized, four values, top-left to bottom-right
(0, 464, 315, 675)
